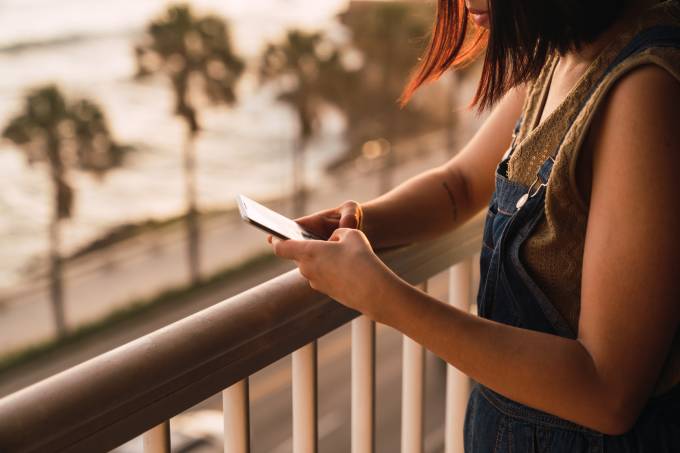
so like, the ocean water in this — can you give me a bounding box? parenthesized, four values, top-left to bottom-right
(0, 0, 350, 288)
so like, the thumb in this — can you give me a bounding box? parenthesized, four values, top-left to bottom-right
(329, 228, 352, 242)
(338, 202, 361, 229)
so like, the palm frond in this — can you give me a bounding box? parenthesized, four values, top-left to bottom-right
(134, 4, 244, 126)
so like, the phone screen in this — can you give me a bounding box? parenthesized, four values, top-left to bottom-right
(237, 195, 320, 241)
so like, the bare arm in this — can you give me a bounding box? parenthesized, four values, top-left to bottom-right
(373, 65, 680, 434)
(360, 85, 526, 248)
(274, 65, 680, 435)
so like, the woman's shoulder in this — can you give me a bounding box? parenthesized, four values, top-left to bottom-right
(583, 57, 680, 181)
(606, 61, 680, 109)
(563, 22, 680, 208)
(586, 38, 680, 147)
(604, 0, 680, 114)
(585, 61, 680, 173)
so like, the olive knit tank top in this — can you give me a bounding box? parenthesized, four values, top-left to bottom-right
(507, 0, 680, 395)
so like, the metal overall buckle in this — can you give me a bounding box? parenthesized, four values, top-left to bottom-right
(515, 157, 554, 211)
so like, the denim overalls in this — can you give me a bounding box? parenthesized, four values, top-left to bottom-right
(464, 27, 680, 453)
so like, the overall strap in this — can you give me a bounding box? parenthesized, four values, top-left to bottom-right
(531, 27, 680, 187)
(538, 26, 680, 182)
(607, 26, 680, 69)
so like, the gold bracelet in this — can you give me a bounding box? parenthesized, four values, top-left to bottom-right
(356, 203, 364, 231)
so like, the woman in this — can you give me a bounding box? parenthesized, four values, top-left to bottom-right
(269, 0, 680, 450)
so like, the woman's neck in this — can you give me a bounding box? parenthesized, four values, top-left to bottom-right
(536, 0, 663, 126)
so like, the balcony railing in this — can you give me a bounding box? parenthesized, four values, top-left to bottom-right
(0, 213, 484, 453)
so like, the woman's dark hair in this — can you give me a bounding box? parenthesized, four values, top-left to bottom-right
(400, 0, 630, 111)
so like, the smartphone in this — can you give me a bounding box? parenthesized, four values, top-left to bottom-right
(236, 194, 321, 241)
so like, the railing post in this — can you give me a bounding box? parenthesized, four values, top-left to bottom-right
(292, 341, 318, 453)
(351, 316, 376, 453)
(223, 379, 250, 453)
(143, 420, 170, 453)
(401, 282, 427, 453)
(445, 259, 473, 453)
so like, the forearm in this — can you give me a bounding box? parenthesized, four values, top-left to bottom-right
(360, 164, 479, 249)
(359, 86, 529, 249)
(373, 273, 630, 434)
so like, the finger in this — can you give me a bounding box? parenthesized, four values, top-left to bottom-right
(329, 227, 351, 242)
(273, 238, 321, 261)
(330, 228, 369, 249)
(272, 238, 302, 260)
(267, 234, 273, 244)
(295, 207, 335, 227)
(338, 202, 360, 229)
(294, 215, 322, 231)
(295, 213, 335, 239)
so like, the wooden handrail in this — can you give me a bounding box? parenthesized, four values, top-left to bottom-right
(0, 214, 483, 453)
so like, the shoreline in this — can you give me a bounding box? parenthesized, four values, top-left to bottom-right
(2, 122, 450, 300)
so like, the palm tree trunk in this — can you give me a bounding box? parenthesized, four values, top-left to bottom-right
(292, 136, 307, 218)
(49, 184, 67, 338)
(183, 130, 201, 285)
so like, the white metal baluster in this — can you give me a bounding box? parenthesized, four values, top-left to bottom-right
(401, 281, 427, 453)
(445, 259, 473, 453)
(143, 420, 170, 453)
(351, 316, 376, 453)
(223, 378, 250, 453)
(292, 341, 318, 453)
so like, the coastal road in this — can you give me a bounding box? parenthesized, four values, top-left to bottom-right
(0, 129, 455, 357)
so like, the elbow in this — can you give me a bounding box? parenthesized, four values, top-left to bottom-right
(591, 394, 642, 436)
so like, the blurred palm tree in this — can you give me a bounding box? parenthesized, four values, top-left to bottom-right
(135, 4, 244, 284)
(2, 85, 127, 337)
(260, 30, 358, 217)
(337, 1, 442, 192)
